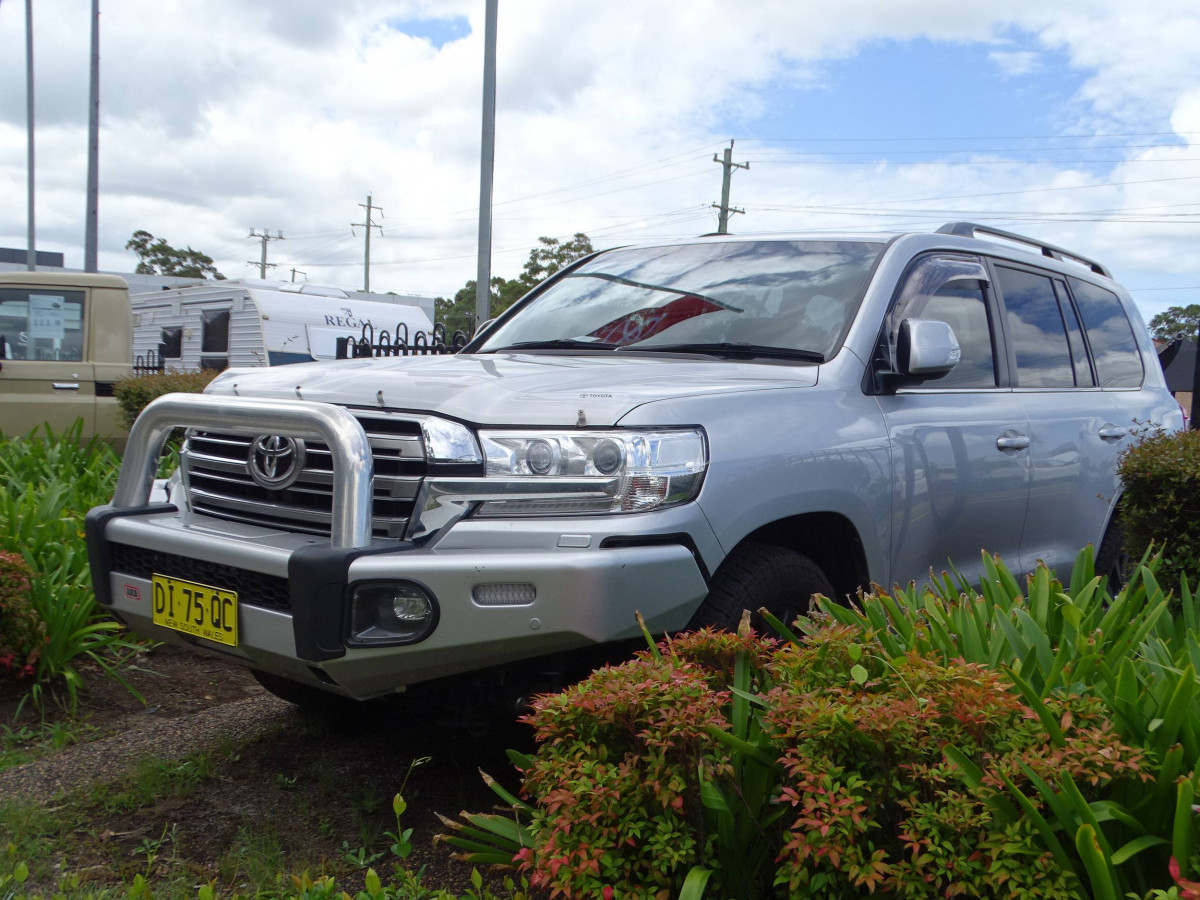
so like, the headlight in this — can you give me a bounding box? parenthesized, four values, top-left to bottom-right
(475, 428, 707, 516)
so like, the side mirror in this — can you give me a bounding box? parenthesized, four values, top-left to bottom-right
(0, 333, 6, 370)
(898, 318, 960, 378)
(474, 318, 497, 337)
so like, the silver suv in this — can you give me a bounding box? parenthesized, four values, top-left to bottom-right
(86, 223, 1183, 708)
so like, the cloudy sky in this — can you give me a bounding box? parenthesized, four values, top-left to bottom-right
(1, 0, 1198, 320)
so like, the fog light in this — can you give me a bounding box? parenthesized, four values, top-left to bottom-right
(349, 581, 438, 646)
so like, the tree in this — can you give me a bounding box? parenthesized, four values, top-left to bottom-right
(435, 277, 505, 338)
(435, 233, 594, 334)
(1148, 303, 1200, 342)
(125, 230, 226, 280)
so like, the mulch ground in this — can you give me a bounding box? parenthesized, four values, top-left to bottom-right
(0, 644, 531, 896)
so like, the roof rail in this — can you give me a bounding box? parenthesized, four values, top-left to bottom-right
(935, 222, 1111, 278)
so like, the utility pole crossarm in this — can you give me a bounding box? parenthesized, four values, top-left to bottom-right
(712, 139, 749, 235)
(352, 194, 384, 293)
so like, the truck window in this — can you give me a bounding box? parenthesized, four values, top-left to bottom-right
(995, 266, 1075, 388)
(0, 288, 86, 362)
(1067, 277, 1144, 388)
(887, 254, 997, 389)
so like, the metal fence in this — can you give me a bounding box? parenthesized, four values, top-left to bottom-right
(335, 322, 469, 360)
(132, 345, 166, 376)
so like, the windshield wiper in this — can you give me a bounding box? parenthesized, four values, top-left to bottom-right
(486, 338, 619, 353)
(616, 342, 825, 362)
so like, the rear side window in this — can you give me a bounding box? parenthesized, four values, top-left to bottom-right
(1068, 278, 1144, 388)
(995, 266, 1074, 388)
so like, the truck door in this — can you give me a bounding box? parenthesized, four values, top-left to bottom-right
(0, 286, 96, 438)
(875, 254, 1031, 587)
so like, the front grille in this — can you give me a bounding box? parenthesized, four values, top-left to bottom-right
(182, 411, 426, 540)
(109, 543, 292, 612)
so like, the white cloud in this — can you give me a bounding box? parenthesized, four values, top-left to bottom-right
(0, 0, 1197, 319)
(989, 49, 1040, 76)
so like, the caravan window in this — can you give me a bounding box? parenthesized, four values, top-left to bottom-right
(160, 326, 182, 359)
(201, 310, 230, 353)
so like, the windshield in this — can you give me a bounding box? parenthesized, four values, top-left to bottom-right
(475, 239, 884, 361)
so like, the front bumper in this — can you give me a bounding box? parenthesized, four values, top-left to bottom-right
(87, 505, 710, 700)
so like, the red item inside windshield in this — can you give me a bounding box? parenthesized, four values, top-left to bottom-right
(587, 295, 724, 345)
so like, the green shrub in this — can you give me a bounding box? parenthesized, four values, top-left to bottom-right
(1119, 427, 1200, 589)
(0, 551, 44, 679)
(114, 369, 218, 430)
(814, 548, 1200, 900)
(446, 620, 1141, 900)
(447, 550, 1200, 900)
(0, 422, 141, 710)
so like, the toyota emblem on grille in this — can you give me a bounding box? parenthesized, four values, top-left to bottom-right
(248, 435, 306, 489)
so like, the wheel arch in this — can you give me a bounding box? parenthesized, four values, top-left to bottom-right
(737, 511, 870, 602)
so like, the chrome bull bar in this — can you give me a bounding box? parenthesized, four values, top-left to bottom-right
(112, 393, 375, 549)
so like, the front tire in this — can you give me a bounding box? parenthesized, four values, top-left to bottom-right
(686, 542, 834, 636)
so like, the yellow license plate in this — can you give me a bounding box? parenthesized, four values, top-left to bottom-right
(151, 574, 238, 647)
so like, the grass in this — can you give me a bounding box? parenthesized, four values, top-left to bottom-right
(0, 720, 96, 772)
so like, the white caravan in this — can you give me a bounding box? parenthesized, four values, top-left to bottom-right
(129, 281, 435, 371)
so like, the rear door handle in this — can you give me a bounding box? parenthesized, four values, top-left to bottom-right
(52, 382, 80, 391)
(996, 433, 1030, 451)
(1098, 424, 1127, 441)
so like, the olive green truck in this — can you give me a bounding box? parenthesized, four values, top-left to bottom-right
(0, 271, 132, 445)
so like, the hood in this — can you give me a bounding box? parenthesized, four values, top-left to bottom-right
(205, 352, 819, 426)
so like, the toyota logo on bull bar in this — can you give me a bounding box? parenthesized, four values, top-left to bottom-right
(248, 435, 306, 489)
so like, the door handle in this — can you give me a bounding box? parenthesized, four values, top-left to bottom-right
(996, 433, 1030, 451)
(1098, 425, 1127, 441)
(52, 382, 80, 391)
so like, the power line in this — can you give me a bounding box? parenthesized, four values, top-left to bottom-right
(753, 174, 1200, 209)
(749, 157, 1200, 166)
(737, 131, 1200, 142)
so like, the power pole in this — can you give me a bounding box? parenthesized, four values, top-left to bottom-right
(711, 139, 749, 234)
(24, 0, 35, 271)
(352, 194, 383, 292)
(476, 0, 498, 330)
(289, 267, 306, 283)
(247, 229, 283, 279)
(83, 0, 100, 272)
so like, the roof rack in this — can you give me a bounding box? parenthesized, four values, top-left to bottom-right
(935, 222, 1111, 278)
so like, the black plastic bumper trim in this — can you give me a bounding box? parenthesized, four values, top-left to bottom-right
(287, 541, 413, 662)
(85, 504, 178, 607)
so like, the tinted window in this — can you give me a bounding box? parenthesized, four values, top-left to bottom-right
(161, 326, 182, 358)
(996, 267, 1074, 388)
(1068, 278, 1144, 388)
(1053, 281, 1094, 387)
(0, 288, 86, 362)
(911, 284, 997, 388)
(201, 309, 230, 353)
(888, 253, 997, 389)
